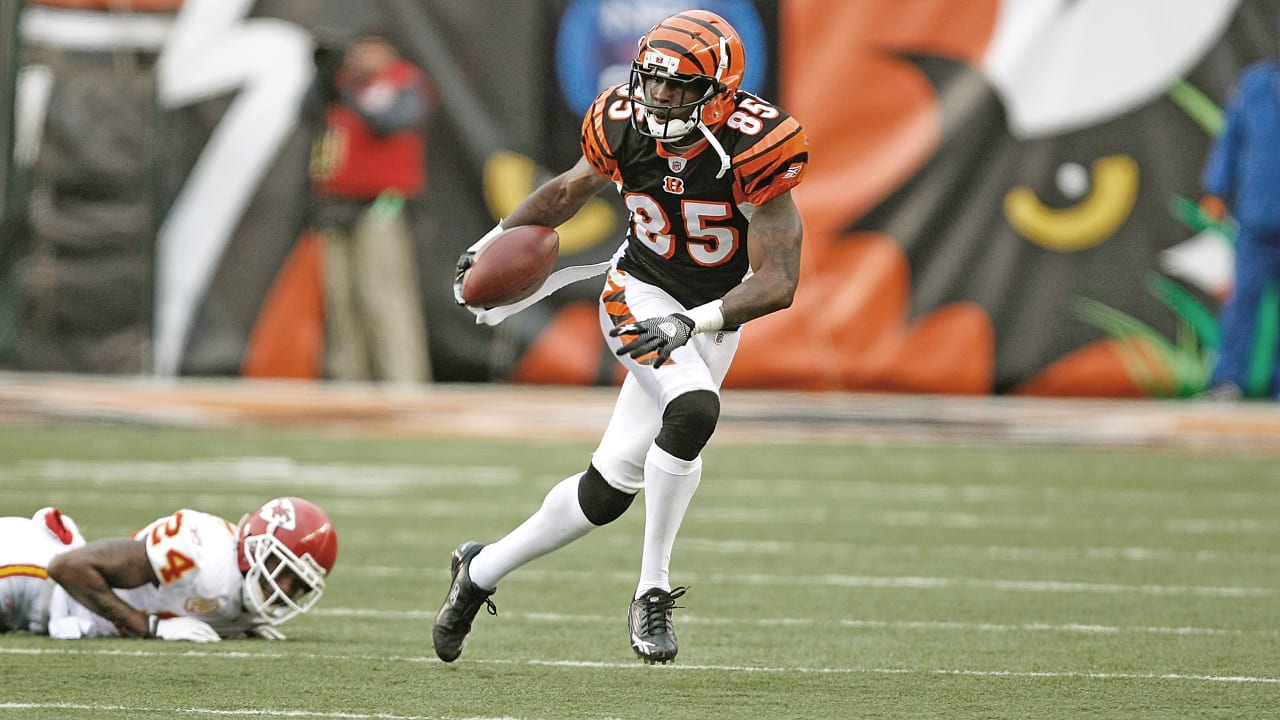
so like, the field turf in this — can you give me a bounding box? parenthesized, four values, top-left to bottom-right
(1, 422, 1277, 719)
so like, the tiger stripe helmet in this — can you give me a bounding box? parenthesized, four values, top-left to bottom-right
(630, 10, 746, 142)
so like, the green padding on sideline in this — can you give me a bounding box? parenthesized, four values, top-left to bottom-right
(1247, 282, 1279, 398)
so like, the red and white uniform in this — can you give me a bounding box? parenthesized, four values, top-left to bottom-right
(48, 509, 258, 639)
(0, 508, 85, 634)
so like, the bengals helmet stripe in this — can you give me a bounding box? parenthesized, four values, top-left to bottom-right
(630, 9, 746, 149)
(646, 13, 727, 78)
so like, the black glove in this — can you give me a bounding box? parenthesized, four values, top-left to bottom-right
(452, 251, 475, 306)
(610, 313, 694, 367)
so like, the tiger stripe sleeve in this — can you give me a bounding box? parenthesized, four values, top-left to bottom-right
(581, 88, 621, 182)
(733, 117, 809, 205)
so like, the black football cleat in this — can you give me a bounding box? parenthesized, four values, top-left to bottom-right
(432, 541, 497, 662)
(628, 586, 687, 664)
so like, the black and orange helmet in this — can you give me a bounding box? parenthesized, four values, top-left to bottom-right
(629, 10, 746, 142)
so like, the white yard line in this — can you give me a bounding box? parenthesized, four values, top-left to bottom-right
(0, 648, 1275, 684)
(311, 607, 1280, 638)
(0, 703, 527, 720)
(364, 565, 1277, 598)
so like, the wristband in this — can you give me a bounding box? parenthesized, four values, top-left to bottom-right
(682, 300, 724, 334)
(147, 613, 159, 638)
(467, 221, 505, 255)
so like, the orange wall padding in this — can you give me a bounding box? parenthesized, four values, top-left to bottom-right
(242, 231, 326, 380)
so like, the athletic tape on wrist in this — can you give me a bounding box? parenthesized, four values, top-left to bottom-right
(467, 221, 505, 254)
(683, 300, 724, 334)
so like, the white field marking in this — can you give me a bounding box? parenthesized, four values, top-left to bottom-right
(0, 490, 534, 523)
(314, 607, 1280, 638)
(698, 507, 1280, 535)
(0, 648, 1275, 684)
(11, 458, 1278, 509)
(6, 458, 521, 490)
(0, 703, 528, 720)
(710, 475, 1280, 509)
(670, 538, 1280, 566)
(1167, 518, 1280, 534)
(350, 566, 1278, 598)
(11, 475, 1277, 538)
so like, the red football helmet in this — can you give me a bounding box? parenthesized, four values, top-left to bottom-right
(630, 9, 746, 143)
(237, 497, 338, 625)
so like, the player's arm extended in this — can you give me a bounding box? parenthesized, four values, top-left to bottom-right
(502, 155, 611, 229)
(48, 538, 158, 638)
(719, 190, 803, 327)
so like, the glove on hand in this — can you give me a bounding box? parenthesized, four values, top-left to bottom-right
(148, 614, 221, 643)
(610, 313, 694, 368)
(454, 222, 506, 306)
(452, 251, 475, 306)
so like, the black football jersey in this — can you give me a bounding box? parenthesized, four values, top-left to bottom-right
(581, 84, 808, 308)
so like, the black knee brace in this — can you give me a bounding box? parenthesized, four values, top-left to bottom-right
(654, 389, 721, 461)
(577, 464, 635, 526)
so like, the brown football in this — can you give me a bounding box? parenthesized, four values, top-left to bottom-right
(459, 224, 560, 308)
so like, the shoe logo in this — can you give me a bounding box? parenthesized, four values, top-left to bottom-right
(448, 584, 460, 605)
(631, 632, 656, 652)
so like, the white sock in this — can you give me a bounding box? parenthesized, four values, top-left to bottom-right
(636, 445, 701, 598)
(468, 473, 595, 590)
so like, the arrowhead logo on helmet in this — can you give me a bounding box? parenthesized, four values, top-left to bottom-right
(237, 496, 339, 626)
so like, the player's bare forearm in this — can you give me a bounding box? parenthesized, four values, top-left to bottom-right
(48, 538, 158, 637)
(504, 156, 609, 229)
(719, 193, 803, 327)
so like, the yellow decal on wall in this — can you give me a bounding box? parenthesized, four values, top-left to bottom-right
(483, 150, 616, 255)
(1003, 155, 1138, 252)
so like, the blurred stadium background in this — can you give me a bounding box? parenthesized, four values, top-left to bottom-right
(3, 4, 1280, 718)
(3, 0, 1280, 397)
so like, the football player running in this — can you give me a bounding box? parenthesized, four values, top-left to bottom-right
(437, 10, 808, 664)
(1, 497, 338, 642)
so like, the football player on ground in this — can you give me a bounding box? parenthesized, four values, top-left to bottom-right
(436, 9, 808, 664)
(0, 507, 87, 635)
(1, 497, 338, 642)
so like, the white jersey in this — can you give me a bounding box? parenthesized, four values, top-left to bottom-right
(48, 509, 260, 639)
(0, 509, 86, 634)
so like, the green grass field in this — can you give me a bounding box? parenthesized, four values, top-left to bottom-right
(1, 422, 1277, 719)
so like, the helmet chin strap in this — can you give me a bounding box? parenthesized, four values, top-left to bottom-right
(649, 115, 732, 179)
(696, 120, 732, 179)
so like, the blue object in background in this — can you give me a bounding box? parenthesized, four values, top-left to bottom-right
(556, 0, 767, 117)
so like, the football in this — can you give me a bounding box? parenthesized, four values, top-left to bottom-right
(459, 224, 560, 308)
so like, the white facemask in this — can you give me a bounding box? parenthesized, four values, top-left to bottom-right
(645, 113, 699, 141)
